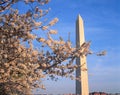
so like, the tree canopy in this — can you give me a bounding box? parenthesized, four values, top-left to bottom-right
(0, 0, 106, 95)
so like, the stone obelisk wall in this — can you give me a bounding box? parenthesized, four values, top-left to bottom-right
(76, 15, 89, 95)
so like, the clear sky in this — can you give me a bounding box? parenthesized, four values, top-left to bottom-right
(16, 0, 120, 94)
(34, 0, 120, 94)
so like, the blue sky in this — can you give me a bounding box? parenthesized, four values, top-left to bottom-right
(16, 0, 120, 94)
(34, 0, 120, 94)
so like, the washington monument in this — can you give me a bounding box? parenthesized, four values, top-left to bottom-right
(76, 15, 89, 95)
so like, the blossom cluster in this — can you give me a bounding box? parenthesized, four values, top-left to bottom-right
(0, 0, 93, 95)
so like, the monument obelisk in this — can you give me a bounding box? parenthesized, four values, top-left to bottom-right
(76, 15, 89, 95)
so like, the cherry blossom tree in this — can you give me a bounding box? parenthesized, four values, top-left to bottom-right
(0, 0, 106, 95)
